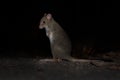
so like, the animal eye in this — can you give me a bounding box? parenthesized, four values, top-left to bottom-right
(43, 21, 45, 23)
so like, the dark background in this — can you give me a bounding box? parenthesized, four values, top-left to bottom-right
(0, 0, 116, 58)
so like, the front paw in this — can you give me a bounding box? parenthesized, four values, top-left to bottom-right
(46, 32, 49, 37)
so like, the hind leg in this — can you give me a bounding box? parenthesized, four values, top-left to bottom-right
(51, 45, 64, 62)
(52, 52, 62, 62)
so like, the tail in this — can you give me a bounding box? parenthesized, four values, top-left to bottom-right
(65, 56, 94, 62)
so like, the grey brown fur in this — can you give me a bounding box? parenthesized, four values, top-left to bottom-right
(39, 13, 72, 60)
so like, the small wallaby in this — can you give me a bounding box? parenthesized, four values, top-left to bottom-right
(39, 13, 72, 61)
(39, 14, 117, 67)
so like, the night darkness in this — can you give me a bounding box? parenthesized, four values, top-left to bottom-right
(0, 0, 116, 58)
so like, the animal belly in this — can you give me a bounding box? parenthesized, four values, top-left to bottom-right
(49, 32, 54, 44)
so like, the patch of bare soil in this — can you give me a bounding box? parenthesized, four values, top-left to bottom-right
(0, 58, 120, 80)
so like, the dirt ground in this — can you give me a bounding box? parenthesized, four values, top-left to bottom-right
(0, 58, 120, 80)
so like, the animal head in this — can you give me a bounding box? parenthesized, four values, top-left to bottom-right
(39, 13, 53, 29)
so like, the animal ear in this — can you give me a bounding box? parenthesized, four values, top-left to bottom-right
(46, 13, 52, 20)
